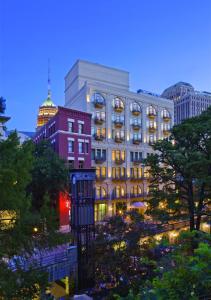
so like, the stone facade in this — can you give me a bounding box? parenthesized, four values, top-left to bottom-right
(65, 60, 174, 221)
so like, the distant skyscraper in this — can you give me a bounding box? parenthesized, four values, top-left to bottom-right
(162, 82, 211, 124)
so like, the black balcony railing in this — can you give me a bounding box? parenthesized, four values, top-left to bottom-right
(112, 175, 127, 181)
(94, 117, 105, 125)
(114, 120, 124, 128)
(163, 115, 171, 122)
(132, 157, 143, 165)
(148, 112, 156, 118)
(94, 100, 105, 109)
(115, 158, 125, 165)
(111, 193, 127, 200)
(115, 136, 125, 143)
(133, 138, 141, 145)
(130, 193, 145, 199)
(94, 134, 105, 141)
(96, 174, 106, 181)
(163, 129, 170, 135)
(132, 123, 141, 130)
(95, 195, 109, 201)
(114, 105, 124, 112)
(130, 175, 144, 181)
(132, 108, 141, 116)
(148, 126, 156, 133)
(95, 156, 106, 164)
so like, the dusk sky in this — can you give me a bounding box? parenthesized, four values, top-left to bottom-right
(1, 0, 211, 131)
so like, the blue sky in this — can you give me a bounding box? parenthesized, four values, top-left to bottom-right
(1, 0, 211, 131)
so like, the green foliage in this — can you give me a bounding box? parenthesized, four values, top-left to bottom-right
(152, 242, 211, 299)
(93, 213, 158, 297)
(145, 107, 211, 230)
(29, 140, 69, 211)
(0, 133, 70, 299)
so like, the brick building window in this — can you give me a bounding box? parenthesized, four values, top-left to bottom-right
(85, 142, 89, 153)
(68, 160, 74, 169)
(78, 123, 83, 134)
(68, 140, 74, 153)
(79, 161, 84, 169)
(68, 121, 74, 132)
(78, 142, 83, 154)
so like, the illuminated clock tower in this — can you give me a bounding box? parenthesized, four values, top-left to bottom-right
(36, 64, 57, 130)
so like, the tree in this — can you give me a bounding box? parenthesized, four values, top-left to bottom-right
(0, 132, 69, 299)
(29, 140, 69, 213)
(92, 212, 157, 298)
(145, 107, 211, 231)
(113, 231, 211, 300)
(152, 242, 211, 300)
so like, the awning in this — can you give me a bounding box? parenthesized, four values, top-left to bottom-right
(130, 202, 146, 208)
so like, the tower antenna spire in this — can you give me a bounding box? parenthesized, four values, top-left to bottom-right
(48, 58, 51, 98)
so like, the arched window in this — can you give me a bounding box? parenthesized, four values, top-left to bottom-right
(161, 109, 171, 121)
(147, 105, 156, 117)
(92, 93, 105, 108)
(130, 102, 141, 115)
(113, 97, 124, 112)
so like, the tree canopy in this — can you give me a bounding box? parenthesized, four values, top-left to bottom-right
(145, 107, 211, 230)
(0, 132, 69, 299)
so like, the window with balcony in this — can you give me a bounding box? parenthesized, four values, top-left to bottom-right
(113, 130, 125, 143)
(94, 111, 106, 124)
(96, 166, 106, 179)
(130, 167, 142, 179)
(147, 105, 156, 118)
(96, 186, 107, 200)
(131, 185, 142, 197)
(94, 128, 106, 141)
(112, 150, 125, 164)
(131, 118, 141, 130)
(130, 151, 142, 163)
(148, 134, 156, 145)
(112, 167, 125, 179)
(147, 120, 156, 133)
(112, 114, 124, 128)
(113, 186, 125, 198)
(130, 102, 141, 115)
(112, 97, 124, 112)
(161, 109, 171, 121)
(93, 149, 106, 163)
(92, 93, 105, 108)
(132, 133, 142, 144)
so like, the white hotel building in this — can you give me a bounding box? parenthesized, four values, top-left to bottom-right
(65, 60, 173, 221)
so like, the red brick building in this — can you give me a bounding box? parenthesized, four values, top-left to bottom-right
(33, 106, 92, 229)
(34, 106, 92, 169)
